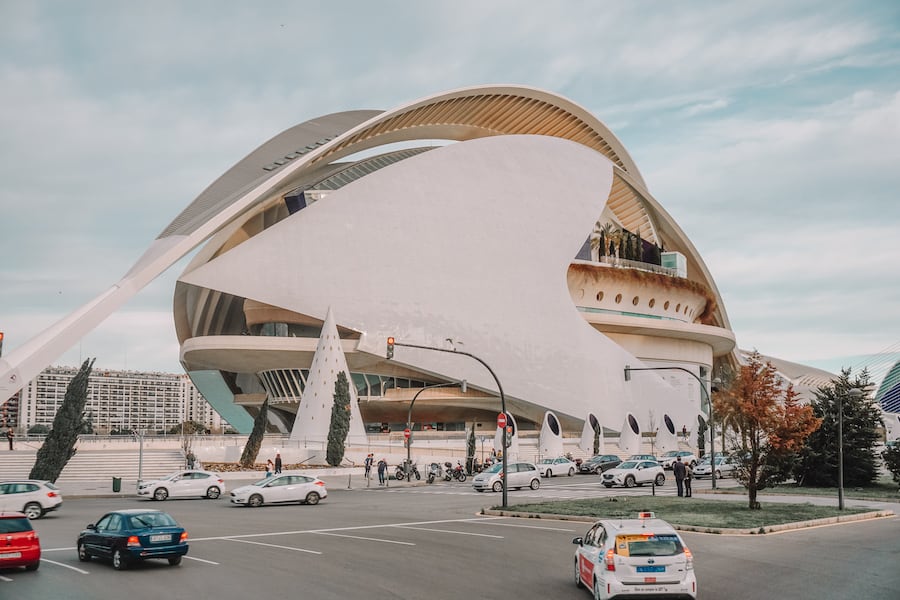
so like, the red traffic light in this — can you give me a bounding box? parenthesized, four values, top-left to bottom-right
(386, 337, 395, 359)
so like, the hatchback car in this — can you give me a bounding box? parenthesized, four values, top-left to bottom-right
(601, 461, 665, 488)
(137, 470, 226, 501)
(77, 509, 188, 570)
(692, 456, 738, 479)
(537, 457, 577, 477)
(578, 454, 622, 474)
(472, 462, 541, 492)
(0, 480, 63, 520)
(573, 511, 697, 599)
(659, 451, 699, 470)
(230, 474, 327, 507)
(0, 512, 41, 571)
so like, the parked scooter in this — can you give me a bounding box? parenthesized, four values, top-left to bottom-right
(394, 459, 420, 481)
(426, 462, 443, 484)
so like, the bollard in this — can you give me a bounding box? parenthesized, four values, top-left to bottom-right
(348, 473, 352, 489)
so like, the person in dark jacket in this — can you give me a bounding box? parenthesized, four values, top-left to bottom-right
(673, 456, 687, 497)
(274, 453, 283, 474)
(377, 458, 388, 485)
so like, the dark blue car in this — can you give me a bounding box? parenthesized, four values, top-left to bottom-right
(77, 509, 189, 570)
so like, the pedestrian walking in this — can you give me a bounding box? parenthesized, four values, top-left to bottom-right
(684, 462, 693, 498)
(673, 456, 686, 497)
(266, 459, 274, 477)
(681, 425, 688, 440)
(274, 453, 283, 474)
(377, 458, 387, 485)
(186, 450, 196, 470)
(6, 427, 13, 451)
(364, 453, 374, 479)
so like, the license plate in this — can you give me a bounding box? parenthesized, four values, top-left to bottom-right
(0, 552, 22, 559)
(149, 534, 171, 543)
(637, 565, 665, 573)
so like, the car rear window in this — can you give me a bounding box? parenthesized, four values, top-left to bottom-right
(0, 517, 33, 533)
(615, 534, 683, 557)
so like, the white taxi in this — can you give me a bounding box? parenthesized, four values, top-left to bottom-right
(572, 512, 696, 599)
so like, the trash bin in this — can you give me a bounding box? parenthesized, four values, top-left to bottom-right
(112, 477, 122, 492)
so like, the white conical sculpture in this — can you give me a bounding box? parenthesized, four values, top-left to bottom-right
(618, 413, 642, 456)
(580, 413, 603, 455)
(539, 411, 564, 458)
(655, 413, 680, 454)
(289, 306, 367, 446)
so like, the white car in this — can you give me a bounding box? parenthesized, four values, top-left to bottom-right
(601, 460, 665, 488)
(472, 462, 541, 492)
(230, 474, 327, 507)
(0, 480, 63, 519)
(137, 470, 226, 501)
(659, 450, 699, 470)
(573, 511, 697, 599)
(537, 457, 577, 477)
(692, 456, 738, 479)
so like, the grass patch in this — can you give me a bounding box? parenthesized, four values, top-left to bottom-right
(766, 479, 900, 502)
(495, 496, 870, 529)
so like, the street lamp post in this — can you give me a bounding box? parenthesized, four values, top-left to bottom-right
(625, 365, 720, 489)
(407, 381, 465, 481)
(839, 388, 863, 510)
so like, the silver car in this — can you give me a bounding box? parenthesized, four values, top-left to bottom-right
(601, 460, 666, 488)
(472, 462, 541, 492)
(230, 474, 327, 507)
(137, 470, 227, 501)
(0, 480, 63, 519)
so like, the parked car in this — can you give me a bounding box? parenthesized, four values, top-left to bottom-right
(77, 509, 189, 570)
(230, 474, 327, 507)
(601, 460, 666, 488)
(572, 511, 697, 598)
(578, 454, 622, 474)
(0, 480, 63, 520)
(659, 450, 699, 469)
(626, 454, 657, 463)
(693, 456, 738, 479)
(472, 462, 541, 492)
(137, 470, 226, 501)
(0, 512, 41, 571)
(537, 457, 577, 477)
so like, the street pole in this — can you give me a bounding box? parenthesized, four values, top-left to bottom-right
(624, 365, 719, 489)
(390, 339, 508, 507)
(407, 381, 464, 481)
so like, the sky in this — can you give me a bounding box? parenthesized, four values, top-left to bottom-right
(1, 1, 899, 386)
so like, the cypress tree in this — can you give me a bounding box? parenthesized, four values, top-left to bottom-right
(466, 423, 476, 474)
(326, 371, 351, 466)
(30, 358, 95, 482)
(240, 399, 268, 469)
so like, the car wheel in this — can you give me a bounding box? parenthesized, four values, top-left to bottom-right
(530, 478, 540, 490)
(206, 486, 221, 499)
(305, 492, 320, 505)
(574, 559, 582, 587)
(23, 502, 43, 520)
(603, 483, 613, 488)
(248, 494, 263, 507)
(546, 469, 552, 478)
(168, 556, 182, 566)
(25, 561, 39, 571)
(154, 487, 169, 501)
(655, 473, 666, 486)
(716, 469, 722, 478)
(112, 549, 128, 570)
(78, 542, 91, 562)
(568, 467, 575, 476)
(492, 481, 503, 493)
(624, 475, 636, 488)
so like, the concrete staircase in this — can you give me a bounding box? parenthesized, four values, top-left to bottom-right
(0, 449, 185, 484)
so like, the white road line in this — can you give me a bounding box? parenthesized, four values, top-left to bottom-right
(39, 558, 90, 574)
(473, 521, 577, 532)
(392, 525, 503, 539)
(184, 555, 220, 565)
(225, 538, 322, 554)
(312, 532, 416, 545)
(0, 575, 12, 582)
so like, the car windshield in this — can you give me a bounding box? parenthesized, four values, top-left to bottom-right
(617, 461, 639, 469)
(484, 463, 504, 473)
(160, 472, 181, 481)
(661, 451, 679, 457)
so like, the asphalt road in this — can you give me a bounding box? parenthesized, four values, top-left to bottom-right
(4, 477, 899, 600)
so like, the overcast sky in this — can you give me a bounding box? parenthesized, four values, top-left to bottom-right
(1, 1, 898, 385)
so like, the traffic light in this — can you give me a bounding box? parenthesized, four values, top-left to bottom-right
(0, 331, 4, 358)
(386, 337, 394, 359)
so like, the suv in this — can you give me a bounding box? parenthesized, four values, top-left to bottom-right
(578, 454, 622, 474)
(602, 461, 666, 488)
(472, 462, 541, 492)
(0, 480, 63, 520)
(0, 512, 41, 571)
(573, 511, 696, 598)
(659, 450, 699, 470)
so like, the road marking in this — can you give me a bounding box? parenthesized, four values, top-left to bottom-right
(39, 558, 90, 574)
(0, 575, 12, 582)
(392, 525, 503, 539)
(473, 521, 577, 532)
(312, 532, 416, 545)
(225, 538, 322, 554)
(184, 555, 220, 564)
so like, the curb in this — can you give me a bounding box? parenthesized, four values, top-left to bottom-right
(479, 508, 896, 535)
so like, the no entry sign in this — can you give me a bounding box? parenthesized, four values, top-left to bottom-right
(497, 413, 507, 429)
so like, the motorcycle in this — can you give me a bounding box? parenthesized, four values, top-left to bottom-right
(394, 460, 420, 481)
(444, 461, 467, 482)
(426, 462, 443, 484)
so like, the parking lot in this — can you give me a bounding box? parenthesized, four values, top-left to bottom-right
(3, 477, 899, 599)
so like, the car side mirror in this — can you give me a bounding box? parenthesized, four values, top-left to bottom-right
(572, 537, 583, 545)
(86, 523, 96, 530)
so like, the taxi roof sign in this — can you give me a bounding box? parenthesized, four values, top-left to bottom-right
(637, 511, 655, 519)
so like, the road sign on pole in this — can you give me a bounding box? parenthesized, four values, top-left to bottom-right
(497, 413, 507, 429)
(403, 428, 411, 439)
